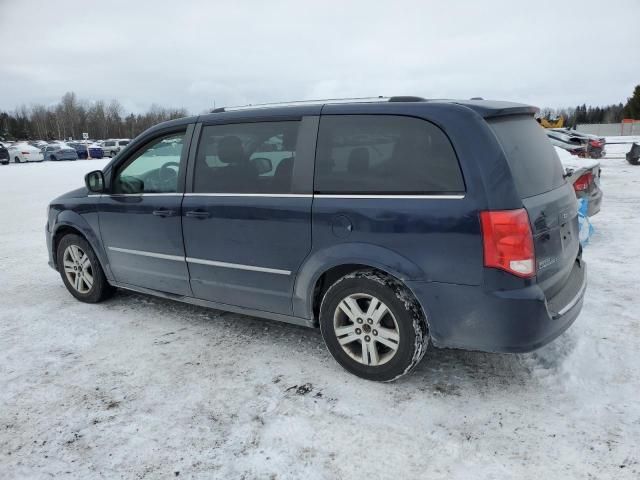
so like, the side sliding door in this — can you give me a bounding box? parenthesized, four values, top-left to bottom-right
(182, 117, 318, 314)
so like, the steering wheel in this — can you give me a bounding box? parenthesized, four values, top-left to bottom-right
(158, 161, 180, 187)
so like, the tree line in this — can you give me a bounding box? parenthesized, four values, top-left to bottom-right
(540, 84, 640, 126)
(2, 85, 639, 141)
(540, 103, 626, 126)
(0, 92, 188, 141)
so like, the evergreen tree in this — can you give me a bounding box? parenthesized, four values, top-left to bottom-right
(623, 85, 640, 119)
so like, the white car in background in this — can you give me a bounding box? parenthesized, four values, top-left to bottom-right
(8, 142, 44, 163)
(102, 139, 130, 157)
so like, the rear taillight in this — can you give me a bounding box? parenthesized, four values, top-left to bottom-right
(573, 172, 593, 191)
(480, 209, 535, 278)
(21, 151, 30, 155)
(589, 139, 601, 148)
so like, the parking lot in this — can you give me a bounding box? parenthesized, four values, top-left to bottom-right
(1, 143, 639, 479)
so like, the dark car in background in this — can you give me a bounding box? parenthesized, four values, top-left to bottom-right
(0, 143, 9, 165)
(88, 144, 104, 159)
(46, 97, 586, 381)
(68, 142, 89, 159)
(42, 144, 78, 161)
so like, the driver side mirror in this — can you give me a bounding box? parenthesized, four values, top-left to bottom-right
(252, 157, 273, 175)
(85, 170, 105, 193)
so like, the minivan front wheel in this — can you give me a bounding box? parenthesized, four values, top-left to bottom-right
(319, 270, 428, 381)
(56, 234, 113, 303)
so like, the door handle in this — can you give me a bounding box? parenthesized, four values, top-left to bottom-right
(185, 210, 210, 219)
(152, 209, 175, 217)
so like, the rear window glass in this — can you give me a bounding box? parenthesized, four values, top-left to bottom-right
(315, 115, 464, 194)
(488, 115, 565, 198)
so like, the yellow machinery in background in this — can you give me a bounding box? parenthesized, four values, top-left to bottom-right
(538, 115, 565, 128)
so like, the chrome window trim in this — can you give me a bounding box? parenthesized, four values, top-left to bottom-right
(186, 257, 291, 275)
(184, 193, 312, 198)
(314, 194, 465, 199)
(183, 193, 463, 199)
(89, 193, 184, 197)
(108, 193, 183, 197)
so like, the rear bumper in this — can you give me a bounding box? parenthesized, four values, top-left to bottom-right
(577, 186, 602, 216)
(407, 260, 586, 353)
(587, 188, 602, 216)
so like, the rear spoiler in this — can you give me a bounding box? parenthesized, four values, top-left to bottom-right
(453, 100, 539, 119)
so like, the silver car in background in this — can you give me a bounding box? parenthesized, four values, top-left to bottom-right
(42, 144, 78, 161)
(102, 139, 130, 157)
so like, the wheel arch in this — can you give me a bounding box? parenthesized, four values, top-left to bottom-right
(52, 212, 112, 281)
(292, 243, 429, 326)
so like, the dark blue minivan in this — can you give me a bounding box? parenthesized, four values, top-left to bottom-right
(46, 97, 586, 381)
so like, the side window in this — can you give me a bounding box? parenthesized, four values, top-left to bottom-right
(315, 115, 464, 194)
(194, 121, 300, 194)
(112, 131, 185, 194)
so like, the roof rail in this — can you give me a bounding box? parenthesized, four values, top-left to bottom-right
(210, 96, 391, 113)
(388, 96, 426, 102)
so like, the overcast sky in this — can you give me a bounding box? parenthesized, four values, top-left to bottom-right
(1, 0, 638, 114)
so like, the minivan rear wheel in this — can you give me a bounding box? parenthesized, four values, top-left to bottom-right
(319, 270, 428, 381)
(56, 234, 114, 303)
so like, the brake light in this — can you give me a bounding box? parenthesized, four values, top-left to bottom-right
(589, 139, 601, 148)
(480, 209, 535, 278)
(573, 172, 592, 191)
(21, 151, 30, 155)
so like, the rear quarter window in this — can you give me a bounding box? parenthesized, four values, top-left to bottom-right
(488, 115, 565, 198)
(315, 115, 464, 194)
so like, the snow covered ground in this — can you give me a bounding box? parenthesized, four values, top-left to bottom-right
(1, 145, 639, 479)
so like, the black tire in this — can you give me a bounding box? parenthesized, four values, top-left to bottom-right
(50, 155, 56, 161)
(56, 233, 114, 303)
(1, 161, 8, 165)
(319, 270, 428, 382)
(14, 156, 21, 163)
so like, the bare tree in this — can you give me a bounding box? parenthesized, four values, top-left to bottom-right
(0, 91, 189, 140)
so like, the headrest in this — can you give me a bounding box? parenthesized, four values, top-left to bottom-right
(218, 136, 245, 165)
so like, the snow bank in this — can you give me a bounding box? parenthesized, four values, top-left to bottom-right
(0, 158, 639, 478)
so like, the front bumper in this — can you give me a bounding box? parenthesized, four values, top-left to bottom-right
(46, 223, 56, 270)
(407, 260, 587, 353)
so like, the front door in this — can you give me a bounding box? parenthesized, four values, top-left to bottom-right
(98, 128, 192, 296)
(182, 118, 317, 314)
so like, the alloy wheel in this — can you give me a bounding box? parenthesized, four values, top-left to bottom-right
(63, 245, 94, 294)
(333, 293, 400, 366)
